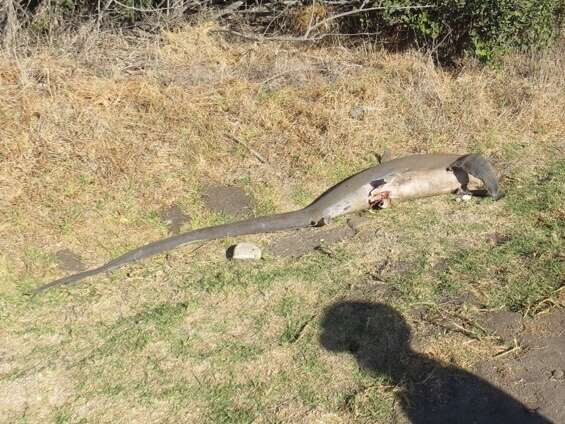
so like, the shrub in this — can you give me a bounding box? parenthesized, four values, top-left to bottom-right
(360, 0, 564, 62)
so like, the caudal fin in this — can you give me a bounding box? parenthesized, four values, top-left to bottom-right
(451, 154, 503, 200)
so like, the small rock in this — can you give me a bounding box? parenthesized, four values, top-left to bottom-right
(349, 106, 366, 121)
(551, 369, 564, 380)
(455, 194, 473, 202)
(226, 242, 262, 260)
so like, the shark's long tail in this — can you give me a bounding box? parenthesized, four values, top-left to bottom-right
(35, 209, 311, 293)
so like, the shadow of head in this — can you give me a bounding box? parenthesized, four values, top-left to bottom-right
(319, 301, 552, 424)
(319, 301, 410, 378)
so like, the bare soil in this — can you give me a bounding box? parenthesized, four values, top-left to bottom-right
(201, 185, 254, 217)
(474, 308, 565, 423)
(321, 300, 564, 423)
(158, 204, 191, 235)
(268, 223, 356, 257)
(54, 248, 86, 272)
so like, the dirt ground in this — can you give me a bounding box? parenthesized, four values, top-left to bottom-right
(474, 307, 565, 422)
(319, 301, 563, 424)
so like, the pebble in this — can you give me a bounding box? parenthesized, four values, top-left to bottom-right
(551, 369, 564, 380)
(349, 106, 366, 120)
(226, 242, 262, 260)
(455, 194, 473, 202)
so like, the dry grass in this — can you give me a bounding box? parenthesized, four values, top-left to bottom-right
(0, 23, 564, 423)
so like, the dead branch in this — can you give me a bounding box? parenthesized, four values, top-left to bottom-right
(225, 134, 268, 164)
(304, 4, 435, 38)
(2, 0, 19, 49)
(111, 0, 178, 13)
(212, 28, 383, 43)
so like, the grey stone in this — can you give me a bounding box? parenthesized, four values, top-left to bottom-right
(349, 105, 366, 120)
(227, 242, 262, 260)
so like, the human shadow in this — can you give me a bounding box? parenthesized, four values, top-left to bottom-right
(319, 301, 552, 424)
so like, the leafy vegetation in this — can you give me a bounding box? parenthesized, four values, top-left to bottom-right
(370, 0, 564, 61)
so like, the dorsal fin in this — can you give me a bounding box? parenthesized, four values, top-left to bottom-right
(376, 149, 393, 164)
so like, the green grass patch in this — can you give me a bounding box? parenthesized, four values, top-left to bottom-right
(442, 160, 564, 311)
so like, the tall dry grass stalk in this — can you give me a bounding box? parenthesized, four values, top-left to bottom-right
(1, 0, 19, 49)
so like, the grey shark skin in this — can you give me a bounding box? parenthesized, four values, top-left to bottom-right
(35, 153, 502, 293)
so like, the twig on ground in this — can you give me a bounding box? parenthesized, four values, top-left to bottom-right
(212, 1, 244, 20)
(212, 28, 311, 42)
(225, 134, 268, 164)
(260, 71, 290, 85)
(97, 0, 115, 29)
(224, 133, 287, 182)
(212, 28, 384, 43)
(493, 339, 522, 358)
(111, 0, 176, 13)
(213, 4, 437, 43)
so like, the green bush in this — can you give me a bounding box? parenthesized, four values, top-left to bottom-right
(370, 0, 564, 62)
